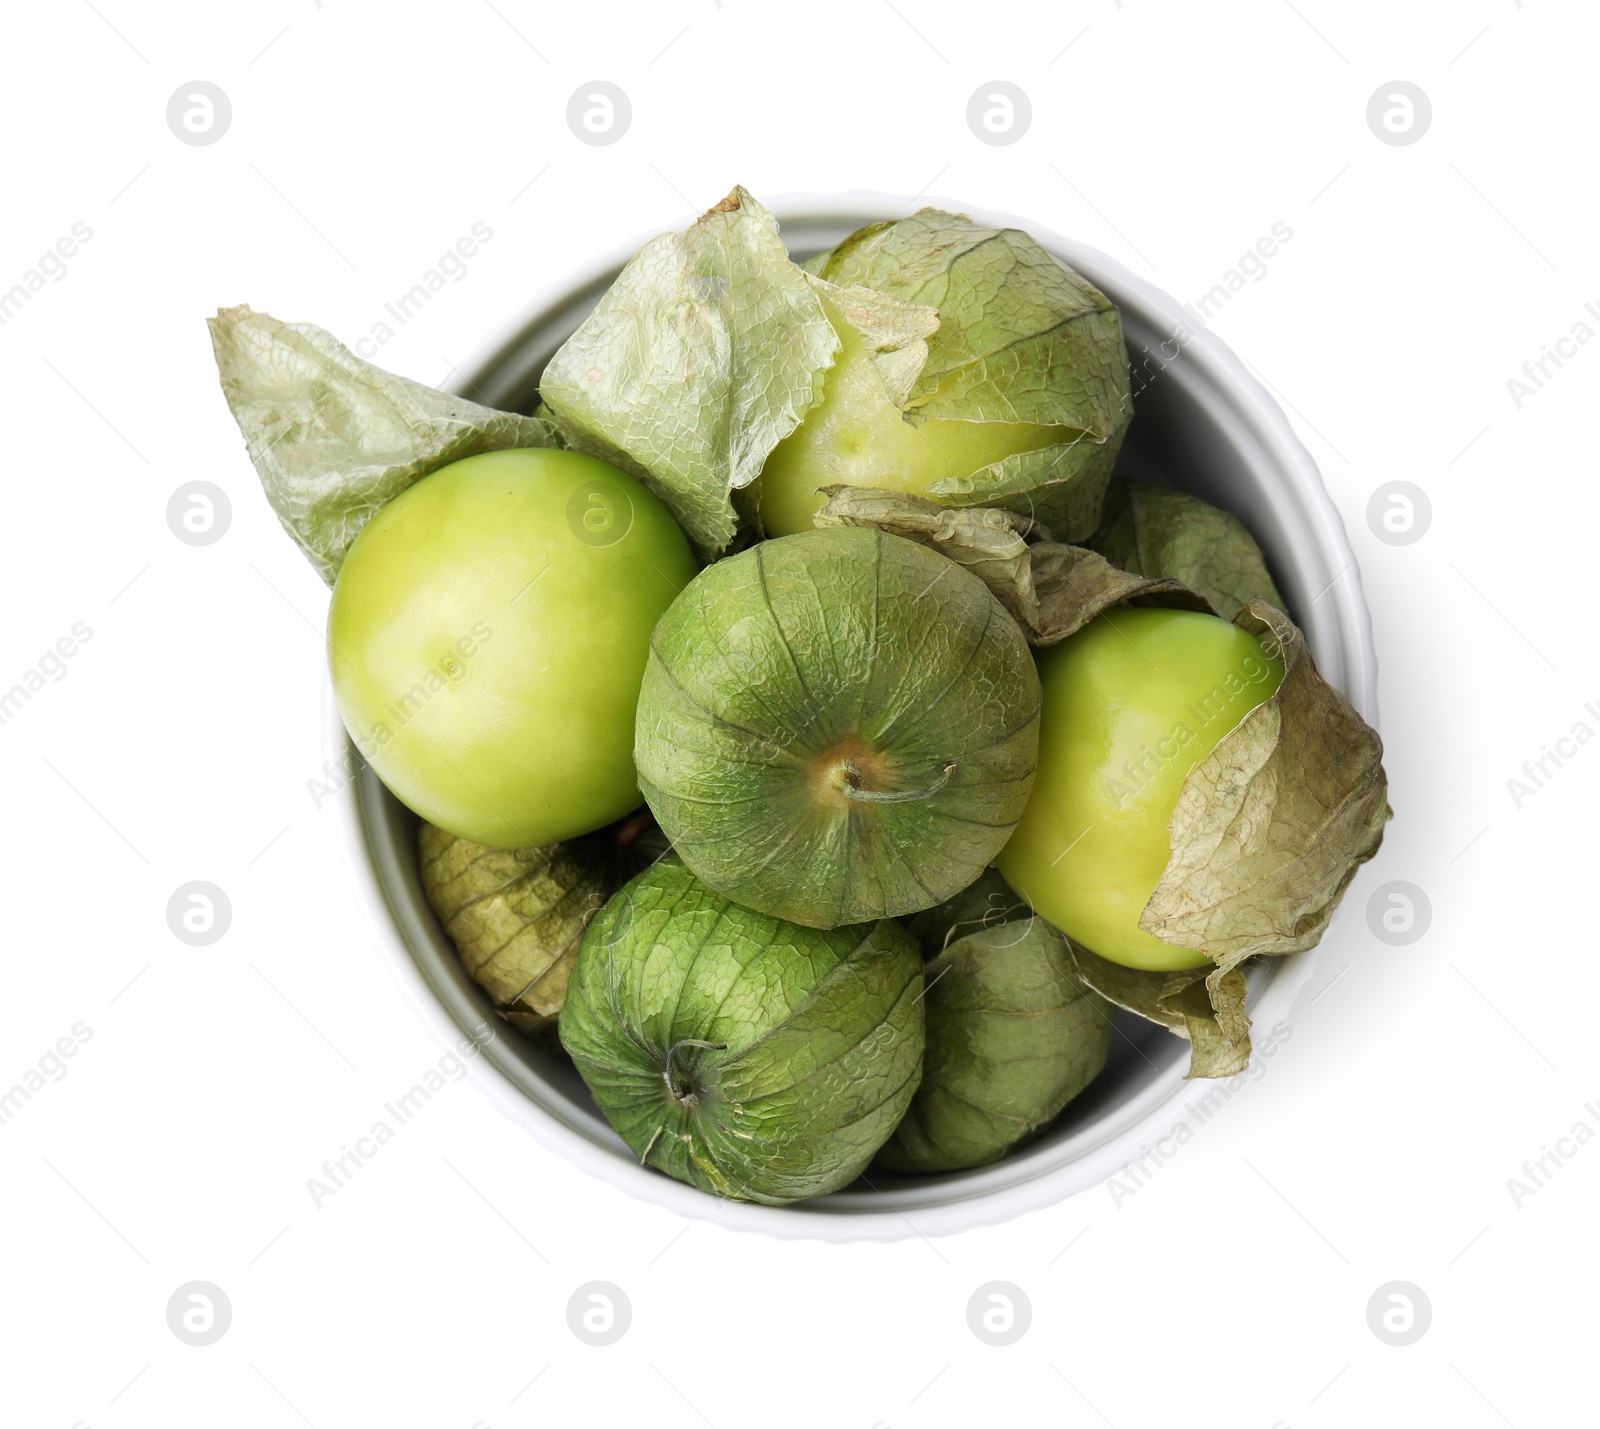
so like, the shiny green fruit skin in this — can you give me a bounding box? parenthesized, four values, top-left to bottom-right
(328, 449, 697, 849)
(997, 608, 1285, 971)
(635, 527, 1041, 929)
(559, 857, 924, 1205)
(758, 297, 1064, 537)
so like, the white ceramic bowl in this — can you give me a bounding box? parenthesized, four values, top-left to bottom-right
(328, 194, 1379, 1241)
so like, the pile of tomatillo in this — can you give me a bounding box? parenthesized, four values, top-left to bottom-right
(212, 189, 1389, 1205)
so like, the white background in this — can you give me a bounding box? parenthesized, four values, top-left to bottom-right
(2, 0, 1594, 1424)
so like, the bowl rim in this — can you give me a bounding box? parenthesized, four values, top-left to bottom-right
(328, 191, 1379, 1242)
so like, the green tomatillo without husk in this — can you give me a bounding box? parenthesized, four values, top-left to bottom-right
(997, 607, 1285, 971)
(559, 856, 924, 1205)
(634, 526, 1042, 929)
(327, 448, 697, 849)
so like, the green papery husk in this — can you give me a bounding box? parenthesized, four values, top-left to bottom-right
(815, 484, 1211, 643)
(543, 194, 1136, 560)
(418, 814, 669, 1033)
(815, 486, 1390, 1078)
(1089, 478, 1286, 619)
(902, 866, 1033, 960)
(540, 187, 838, 560)
(806, 208, 1134, 542)
(927, 433, 1122, 546)
(417, 824, 612, 1033)
(878, 916, 1114, 1172)
(1143, 601, 1391, 971)
(559, 857, 925, 1205)
(208, 305, 561, 585)
(809, 209, 1129, 432)
(634, 527, 1041, 930)
(806, 275, 941, 409)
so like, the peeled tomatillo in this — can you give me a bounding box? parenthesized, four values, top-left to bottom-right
(327, 448, 697, 849)
(757, 296, 1065, 537)
(997, 608, 1285, 971)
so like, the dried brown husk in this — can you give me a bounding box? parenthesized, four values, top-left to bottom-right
(1065, 944, 1252, 1080)
(814, 485, 1210, 643)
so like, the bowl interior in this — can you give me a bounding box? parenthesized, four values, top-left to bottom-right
(348, 206, 1370, 1227)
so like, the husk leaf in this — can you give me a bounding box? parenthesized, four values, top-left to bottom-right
(417, 823, 611, 1033)
(1089, 478, 1285, 619)
(902, 866, 1032, 960)
(807, 207, 1133, 540)
(806, 274, 941, 409)
(878, 917, 1114, 1172)
(540, 186, 838, 559)
(816, 488, 1389, 1077)
(1141, 601, 1392, 980)
(1065, 944, 1252, 1079)
(814, 485, 1208, 641)
(208, 305, 560, 585)
(559, 857, 924, 1205)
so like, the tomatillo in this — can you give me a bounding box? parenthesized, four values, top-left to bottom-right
(997, 608, 1285, 971)
(327, 448, 697, 849)
(757, 296, 1065, 537)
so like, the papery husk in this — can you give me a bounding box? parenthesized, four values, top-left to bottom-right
(1089, 478, 1285, 619)
(804, 208, 1133, 540)
(817, 486, 1390, 1077)
(560, 857, 924, 1205)
(1066, 944, 1252, 1080)
(541, 187, 837, 560)
(635, 526, 1041, 929)
(878, 917, 1114, 1172)
(417, 823, 612, 1033)
(815, 486, 1209, 641)
(902, 866, 1032, 959)
(209, 306, 560, 585)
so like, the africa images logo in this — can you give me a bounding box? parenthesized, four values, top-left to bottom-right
(342, 622, 493, 763)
